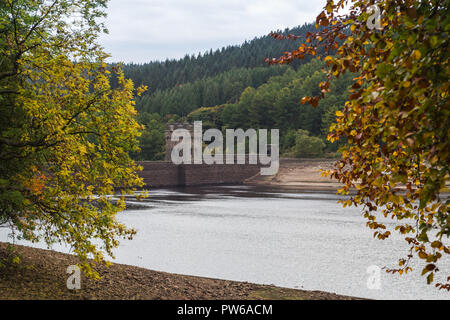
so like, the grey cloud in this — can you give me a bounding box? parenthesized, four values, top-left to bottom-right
(99, 0, 324, 63)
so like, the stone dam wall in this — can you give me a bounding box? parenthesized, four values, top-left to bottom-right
(137, 161, 262, 187)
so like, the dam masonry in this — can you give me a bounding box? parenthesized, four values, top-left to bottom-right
(137, 123, 263, 187)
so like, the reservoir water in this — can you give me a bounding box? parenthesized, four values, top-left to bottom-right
(1, 185, 448, 300)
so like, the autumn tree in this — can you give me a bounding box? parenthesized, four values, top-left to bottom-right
(268, 0, 449, 289)
(292, 130, 326, 158)
(0, 0, 146, 276)
(132, 112, 165, 161)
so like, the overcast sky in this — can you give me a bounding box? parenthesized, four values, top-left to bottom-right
(98, 0, 325, 63)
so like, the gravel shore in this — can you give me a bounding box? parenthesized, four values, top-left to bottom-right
(246, 158, 344, 192)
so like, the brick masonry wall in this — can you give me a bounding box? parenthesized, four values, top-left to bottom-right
(137, 161, 181, 187)
(137, 161, 261, 187)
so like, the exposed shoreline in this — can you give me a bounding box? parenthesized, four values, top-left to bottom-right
(245, 158, 450, 195)
(0, 242, 362, 300)
(245, 158, 345, 192)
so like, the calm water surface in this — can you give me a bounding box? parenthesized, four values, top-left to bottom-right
(2, 185, 449, 300)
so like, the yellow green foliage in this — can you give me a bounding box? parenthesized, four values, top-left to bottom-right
(0, 0, 146, 277)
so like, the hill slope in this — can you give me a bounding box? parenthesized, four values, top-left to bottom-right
(119, 23, 318, 95)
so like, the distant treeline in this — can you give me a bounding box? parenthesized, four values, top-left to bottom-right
(113, 23, 318, 94)
(137, 65, 290, 116)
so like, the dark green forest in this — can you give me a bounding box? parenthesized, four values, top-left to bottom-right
(117, 24, 317, 93)
(122, 23, 352, 161)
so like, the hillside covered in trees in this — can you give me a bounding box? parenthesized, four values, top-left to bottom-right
(118, 24, 318, 94)
(122, 23, 351, 161)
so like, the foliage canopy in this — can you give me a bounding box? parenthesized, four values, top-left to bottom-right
(0, 0, 145, 276)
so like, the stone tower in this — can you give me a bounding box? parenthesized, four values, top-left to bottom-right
(164, 123, 194, 161)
